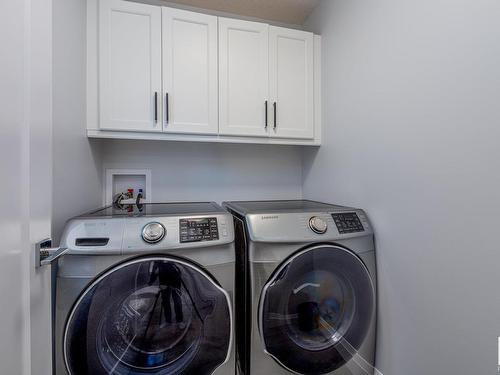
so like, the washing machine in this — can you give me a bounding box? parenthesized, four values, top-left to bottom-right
(223, 200, 377, 375)
(54, 202, 235, 375)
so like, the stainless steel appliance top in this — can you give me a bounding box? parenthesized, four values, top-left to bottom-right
(79, 202, 225, 218)
(223, 200, 350, 215)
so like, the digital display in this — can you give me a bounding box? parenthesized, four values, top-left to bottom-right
(180, 217, 219, 243)
(332, 212, 364, 234)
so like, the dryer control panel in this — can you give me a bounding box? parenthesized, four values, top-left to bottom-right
(244, 209, 372, 243)
(332, 212, 364, 234)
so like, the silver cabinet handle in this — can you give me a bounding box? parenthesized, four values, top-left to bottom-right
(273, 102, 277, 129)
(165, 93, 169, 125)
(265, 100, 268, 129)
(154, 92, 158, 123)
(35, 238, 68, 268)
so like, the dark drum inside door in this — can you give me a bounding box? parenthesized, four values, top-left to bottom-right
(64, 256, 232, 375)
(260, 245, 374, 375)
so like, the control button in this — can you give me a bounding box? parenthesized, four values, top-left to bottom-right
(309, 216, 328, 234)
(142, 222, 166, 244)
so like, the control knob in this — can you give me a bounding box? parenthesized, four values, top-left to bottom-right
(309, 216, 327, 234)
(142, 222, 166, 244)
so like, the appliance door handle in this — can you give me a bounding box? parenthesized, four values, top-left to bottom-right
(265, 100, 268, 129)
(154, 92, 158, 123)
(273, 102, 277, 130)
(165, 93, 169, 125)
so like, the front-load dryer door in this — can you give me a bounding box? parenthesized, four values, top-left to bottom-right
(259, 245, 375, 375)
(64, 256, 232, 375)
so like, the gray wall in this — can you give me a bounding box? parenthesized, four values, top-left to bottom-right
(101, 140, 303, 204)
(52, 0, 103, 241)
(303, 1, 500, 374)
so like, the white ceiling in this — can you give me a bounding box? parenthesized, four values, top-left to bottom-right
(163, 0, 320, 25)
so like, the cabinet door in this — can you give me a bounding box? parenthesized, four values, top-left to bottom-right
(269, 27, 314, 139)
(162, 8, 218, 134)
(219, 18, 269, 137)
(99, 0, 162, 132)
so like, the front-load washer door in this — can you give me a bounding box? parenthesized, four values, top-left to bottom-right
(259, 245, 375, 375)
(64, 256, 232, 375)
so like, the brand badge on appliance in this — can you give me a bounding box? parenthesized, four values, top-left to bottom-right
(261, 215, 279, 220)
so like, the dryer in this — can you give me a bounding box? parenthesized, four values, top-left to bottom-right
(54, 202, 235, 375)
(223, 200, 377, 375)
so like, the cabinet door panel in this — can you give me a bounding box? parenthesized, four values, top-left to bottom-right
(219, 18, 269, 137)
(163, 8, 217, 134)
(270, 27, 314, 139)
(99, 0, 162, 132)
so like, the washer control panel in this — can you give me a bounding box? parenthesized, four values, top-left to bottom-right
(180, 217, 219, 243)
(332, 212, 364, 234)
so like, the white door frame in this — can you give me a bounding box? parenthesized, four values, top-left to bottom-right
(0, 0, 53, 373)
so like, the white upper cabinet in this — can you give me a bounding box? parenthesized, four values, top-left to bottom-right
(91, 2, 321, 145)
(219, 18, 269, 137)
(99, 0, 162, 132)
(269, 26, 314, 139)
(162, 8, 218, 135)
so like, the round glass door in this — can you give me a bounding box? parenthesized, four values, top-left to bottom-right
(64, 256, 232, 375)
(260, 245, 374, 374)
